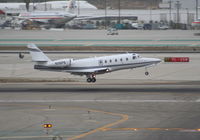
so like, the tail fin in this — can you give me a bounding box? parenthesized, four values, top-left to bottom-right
(27, 44, 51, 62)
(67, 0, 76, 13)
(0, 9, 5, 15)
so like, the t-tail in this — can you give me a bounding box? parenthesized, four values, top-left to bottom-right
(27, 44, 72, 69)
(27, 44, 51, 65)
(67, 0, 76, 13)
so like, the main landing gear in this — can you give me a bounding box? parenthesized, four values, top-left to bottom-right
(145, 67, 149, 76)
(86, 74, 96, 83)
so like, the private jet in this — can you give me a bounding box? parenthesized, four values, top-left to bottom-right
(27, 44, 161, 83)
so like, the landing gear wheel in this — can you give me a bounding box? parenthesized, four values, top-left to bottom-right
(145, 72, 149, 76)
(86, 74, 96, 83)
(91, 78, 96, 83)
(87, 78, 92, 83)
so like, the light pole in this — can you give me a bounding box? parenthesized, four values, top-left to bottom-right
(105, 0, 107, 29)
(175, 1, 181, 24)
(78, 0, 80, 16)
(149, 2, 152, 22)
(186, 8, 189, 26)
(44, 0, 47, 11)
(168, 0, 172, 23)
(118, 0, 121, 24)
(175, 0, 181, 29)
(196, 0, 199, 20)
(32, 0, 35, 11)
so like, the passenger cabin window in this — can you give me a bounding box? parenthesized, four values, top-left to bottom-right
(110, 60, 112, 63)
(120, 58, 123, 61)
(105, 60, 107, 63)
(126, 58, 128, 61)
(132, 56, 136, 59)
(115, 59, 117, 62)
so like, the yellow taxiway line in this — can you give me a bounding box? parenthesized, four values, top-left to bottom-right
(68, 109, 129, 140)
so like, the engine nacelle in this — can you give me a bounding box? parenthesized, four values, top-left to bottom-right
(47, 59, 72, 67)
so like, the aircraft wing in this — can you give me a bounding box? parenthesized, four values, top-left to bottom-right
(67, 67, 111, 75)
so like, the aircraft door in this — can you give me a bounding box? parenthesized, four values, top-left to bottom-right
(98, 60, 103, 66)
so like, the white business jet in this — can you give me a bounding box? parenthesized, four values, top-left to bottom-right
(27, 44, 161, 83)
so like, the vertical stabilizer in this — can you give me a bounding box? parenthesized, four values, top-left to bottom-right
(67, 0, 76, 13)
(27, 44, 51, 62)
(0, 9, 5, 15)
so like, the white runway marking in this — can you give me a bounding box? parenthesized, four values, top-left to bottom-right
(0, 99, 199, 103)
(195, 99, 200, 102)
(0, 135, 53, 139)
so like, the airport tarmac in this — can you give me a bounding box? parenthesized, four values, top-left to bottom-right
(0, 29, 200, 139)
(0, 83, 200, 140)
(0, 30, 200, 52)
(0, 52, 200, 140)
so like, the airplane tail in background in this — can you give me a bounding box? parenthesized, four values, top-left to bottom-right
(0, 9, 5, 15)
(27, 44, 51, 63)
(67, 0, 76, 13)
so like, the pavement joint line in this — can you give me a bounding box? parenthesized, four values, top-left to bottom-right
(195, 99, 200, 102)
(0, 43, 197, 47)
(101, 128, 200, 132)
(0, 39, 200, 42)
(0, 99, 198, 103)
(0, 135, 55, 139)
(0, 135, 76, 139)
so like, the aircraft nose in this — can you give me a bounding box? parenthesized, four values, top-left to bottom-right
(153, 58, 162, 64)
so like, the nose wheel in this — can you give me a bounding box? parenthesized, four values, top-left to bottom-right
(86, 74, 96, 83)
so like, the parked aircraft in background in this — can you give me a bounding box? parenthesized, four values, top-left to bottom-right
(0, 10, 5, 15)
(27, 44, 161, 83)
(17, 0, 76, 27)
(192, 19, 200, 27)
